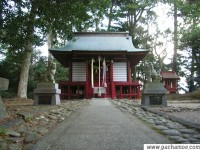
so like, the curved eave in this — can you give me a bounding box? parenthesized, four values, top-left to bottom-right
(50, 50, 148, 67)
(49, 49, 147, 53)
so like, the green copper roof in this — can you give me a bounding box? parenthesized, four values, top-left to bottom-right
(49, 32, 147, 53)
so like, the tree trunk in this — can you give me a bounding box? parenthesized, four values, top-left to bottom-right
(107, 1, 114, 31)
(172, 1, 178, 72)
(17, 48, 32, 98)
(17, 0, 37, 98)
(48, 30, 53, 61)
(189, 48, 195, 92)
(132, 66, 136, 81)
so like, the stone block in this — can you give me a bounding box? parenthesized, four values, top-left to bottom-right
(34, 88, 61, 94)
(36, 83, 59, 89)
(0, 77, 9, 91)
(143, 82, 167, 94)
(0, 77, 9, 120)
(93, 87, 106, 94)
(34, 83, 61, 105)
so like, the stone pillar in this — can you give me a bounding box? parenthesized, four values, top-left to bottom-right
(0, 77, 9, 120)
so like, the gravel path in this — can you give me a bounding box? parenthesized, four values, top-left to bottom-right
(33, 99, 173, 150)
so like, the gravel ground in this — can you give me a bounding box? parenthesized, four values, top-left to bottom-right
(123, 99, 200, 125)
(111, 99, 200, 144)
(150, 100, 200, 127)
(0, 98, 90, 150)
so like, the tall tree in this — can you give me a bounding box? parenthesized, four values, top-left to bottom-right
(106, 0, 158, 79)
(17, 0, 37, 98)
(87, 0, 111, 31)
(1, 0, 92, 98)
(161, 0, 181, 73)
(179, 0, 200, 92)
(172, 0, 178, 72)
(107, 0, 115, 31)
(114, 0, 157, 37)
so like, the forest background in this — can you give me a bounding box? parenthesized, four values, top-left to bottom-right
(0, 0, 200, 98)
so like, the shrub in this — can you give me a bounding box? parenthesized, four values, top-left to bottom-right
(191, 88, 200, 99)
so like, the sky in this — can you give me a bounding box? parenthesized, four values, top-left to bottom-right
(150, 3, 174, 64)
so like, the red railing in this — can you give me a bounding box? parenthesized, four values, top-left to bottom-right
(114, 81, 141, 99)
(59, 80, 142, 100)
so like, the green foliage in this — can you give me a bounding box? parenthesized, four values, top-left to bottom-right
(178, 0, 200, 92)
(27, 51, 68, 98)
(0, 48, 68, 98)
(0, 53, 20, 97)
(179, 0, 200, 23)
(0, 0, 94, 98)
(55, 61, 69, 82)
(0, 128, 6, 136)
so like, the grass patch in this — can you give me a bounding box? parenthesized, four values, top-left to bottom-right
(167, 93, 195, 101)
(24, 116, 34, 122)
(190, 88, 200, 99)
(0, 128, 6, 136)
(167, 89, 200, 101)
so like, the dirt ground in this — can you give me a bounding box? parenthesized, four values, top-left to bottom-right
(1, 98, 53, 122)
(3, 98, 33, 106)
(0, 98, 90, 150)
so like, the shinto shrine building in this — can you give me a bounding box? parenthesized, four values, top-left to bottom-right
(160, 71, 180, 93)
(49, 32, 148, 99)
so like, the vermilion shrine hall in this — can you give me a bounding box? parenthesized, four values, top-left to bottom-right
(49, 32, 149, 99)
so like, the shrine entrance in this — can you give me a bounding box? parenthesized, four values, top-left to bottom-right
(89, 57, 111, 98)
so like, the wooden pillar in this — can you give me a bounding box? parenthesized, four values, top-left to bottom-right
(127, 61, 131, 99)
(110, 60, 115, 99)
(127, 61, 131, 83)
(120, 86, 122, 99)
(129, 85, 131, 99)
(68, 85, 70, 99)
(69, 62, 72, 82)
(85, 61, 90, 99)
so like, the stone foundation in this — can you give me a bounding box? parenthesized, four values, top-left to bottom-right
(141, 82, 167, 106)
(34, 83, 61, 105)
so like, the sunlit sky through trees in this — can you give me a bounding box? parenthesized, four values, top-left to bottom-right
(39, 3, 174, 64)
